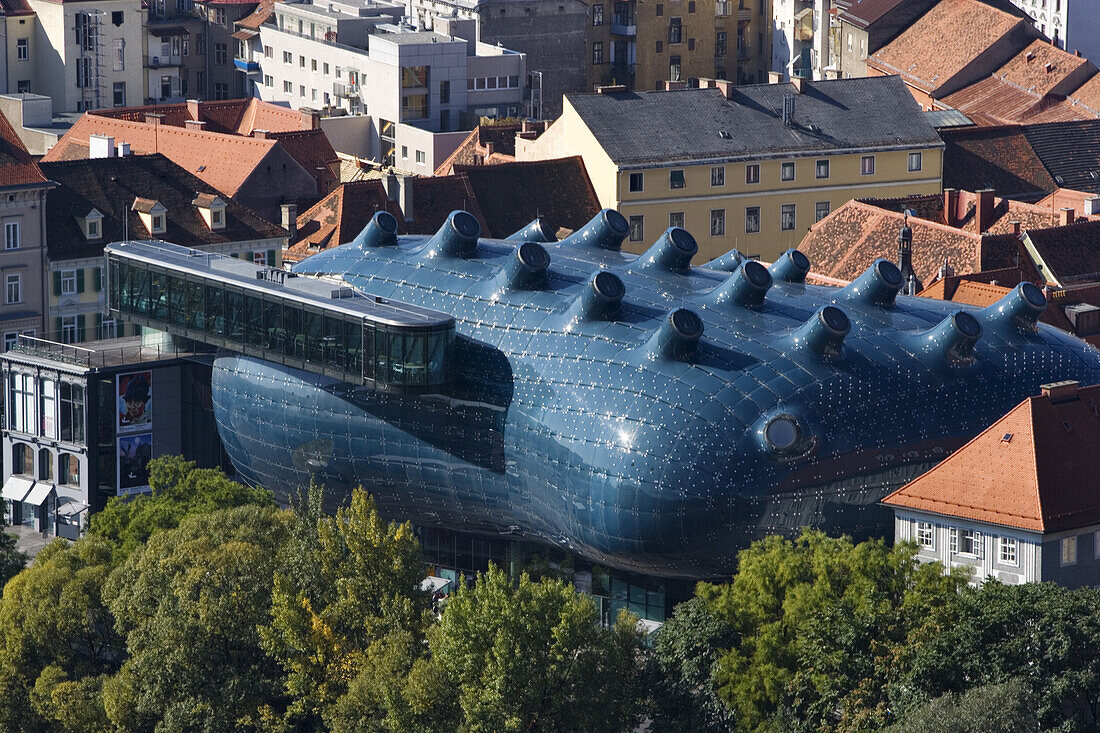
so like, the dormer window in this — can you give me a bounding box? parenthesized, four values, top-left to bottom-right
(79, 207, 104, 240)
(192, 193, 227, 231)
(131, 198, 167, 236)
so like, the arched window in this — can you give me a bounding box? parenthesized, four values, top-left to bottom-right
(60, 453, 80, 486)
(38, 448, 53, 482)
(11, 443, 32, 475)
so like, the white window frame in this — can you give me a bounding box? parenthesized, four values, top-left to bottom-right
(949, 527, 958, 554)
(781, 161, 795, 181)
(5, 273, 20, 304)
(959, 529, 981, 557)
(780, 204, 796, 231)
(16, 38, 27, 61)
(60, 315, 78, 344)
(151, 214, 165, 234)
(860, 155, 876, 176)
(628, 215, 644, 242)
(4, 221, 19, 250)
(1061, 536, 1077, 566)
(99, 317, 117, 340)
(908, 151, 922, 172)
(252, 251, 267, 266)
(745, 206, 760, 234)
(916, 521, 934, 549)
(998, 537, 1018, 566)
(60, 269, 77, 295)
(746, 163, 760, 184)
(815, 159, 829, 179)
(3, 331, 16, 351)
(710, 166, 724, 187)
(710, 209, 725, 236)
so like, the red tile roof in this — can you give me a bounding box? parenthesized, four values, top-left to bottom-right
(434, 123, 521, 176)
(883, 381, 1100, 532)
(996, 40, 1093, 98)
(0, 108, 47, 187)
(868, 0, 1027, 93)
(0, 0, 34, 15)
(90, 98, 309, 135)
(286, 179, 399, 262)
(1066, 74, 1100, 117)
(1024, 220, 1100, 285)
(236, 0, 276, 29)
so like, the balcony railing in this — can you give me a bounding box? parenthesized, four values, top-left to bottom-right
(233, 58, 261, 73)
(610, 22, 636, 36)
(333, 81, 360, 97)
(9, 334, 200, 369)
(145, 54, 182, 68)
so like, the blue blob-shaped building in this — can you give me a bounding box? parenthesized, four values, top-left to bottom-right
(207, 209, 1100, 578)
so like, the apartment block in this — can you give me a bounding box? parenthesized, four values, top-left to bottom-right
(770, 0, 832, 80)
(517, 75, 943, 263)
(192, 0, 256, 100)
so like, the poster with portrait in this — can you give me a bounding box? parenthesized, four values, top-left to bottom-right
(117, 371, 152, 433)
(118, 433, 153, 493)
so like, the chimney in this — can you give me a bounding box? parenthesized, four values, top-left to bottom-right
(1026, 50, 1035, 62)
(299, 106, 321, 130)
(1060, 207, 1075, 226)
(1045, 62, 1054, 73)
(1010, 220, 1021, 236)
(116, 141, 131, 157)
(768, 71, 782, 84)
(976, 188, 995, 233)
(791, 76, 806, 93)
(383, 170, 398, 202)
(661, 80, 688, 91)
(89, 134, 115, 159)
(483, 141, 494, 157)
(1041, 380, 1080, 403)
(280, 202, 298, 238)
(943, 188, 959, 226)
(596, 84, 628, 94)
(715, 79, 735, 99)
(144, 112, 165, 126)
(398, 174, 414, 223)
(184, 120, 207, 131)
(1086, 196, 1100, 216)
(253, 129, 271, 139)
(186, 98, 202, 122)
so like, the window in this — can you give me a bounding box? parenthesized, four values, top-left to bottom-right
(300, 84, 307, 97)
(815, 202, 830, 222)
(781, 161, 794, 181)
(956, 529, 981, 556)
(114, 38, 124, 71)
(3, 332, 14, 351)
(60, 270, 77, 295)
(299, 55, 306, 68)
(39, 379, 55, 440)
(264, 74, 273, 87)
(151, 214, 165, 233)
(284, 80, 293, 93)
(593, 3, 603, 25)
(283, 51, 292, 64)
(214, 42, 227, 65)
(815, 159, 829, 179)
(38, 447, 53, 481)
(252, 251, 267, 266)
(908, 151, 922, 172)
(860, 155, 875, 175)
(716, 31, 727, 56)
(688, 0, 695, 11)
(628, 215, 644, 242)
(999, 537, 1017, 565)
(780, 204, 796, 230)
(4, 221, 18, 250)
(311, 58, 317, 72)
(16, 38, 27, 61)
(16, 81, 29, 93)
(847, 32, 852, 51)
(746, 164, 760, 184)
(5, 273, 20, 304)
(669, 169, 685, 189)
(711, 166, 724, 186)
(99, 317, 116, 340)
(211, 209, 224, 227)
(656, 3, 663, 15)
(668, 17, 681, 44)
(401, 145, 408, 160)
(112, 10, 123, 25)
(669, 212, 684, 228)
(669, 55, 681, 82)
(113, 82, 126, 107)
(264, 45, 273, 59)
(416, 150, 426, 165)
(910, 521, 932, 549)
(1062, 536, 1077, 565)
(60, 453, 79, 485)
(745, 206, 760, 233)
(323, 62, 330, 75)
(656, 40, 663, 53)
(60, 316, 77, 344)
(440, 80, 450, 104)
(592, 41, 603, 65)
(710, 209, 725, 236)
(183, 37, 189, 56)
(628, 172, 643, 192)
(214, 7, 226, 24)
(716, 0, 728, 14)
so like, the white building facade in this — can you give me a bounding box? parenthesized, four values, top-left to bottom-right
(1007, 0, 1100, 63)
(771, 0, 833, 81)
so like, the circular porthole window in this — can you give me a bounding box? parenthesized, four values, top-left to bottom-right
(764, 415, 801, 452)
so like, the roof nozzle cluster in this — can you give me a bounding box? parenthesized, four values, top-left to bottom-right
(559, 208, 629, 251)
(839, 259, 903, 306)
(632, 227, 698, 274)
(506, 217, 557, 244)
(570, 270, 625, 322)
(710, 260, 773, 308)
(646, 308, 704, 361)
(425, 210, 481, 258)
(910, 311, 983, 366)
(706, 248, 749, 273)
(787, 305, 850, 359)
(983, 282, 1047, 332)
(352, 210, 399, 250)
(496, 242, 551, 290)
(769, 249, 811, 284)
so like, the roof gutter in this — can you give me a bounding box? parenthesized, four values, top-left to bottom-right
(612, 141, 946, 171)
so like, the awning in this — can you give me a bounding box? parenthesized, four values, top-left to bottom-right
(149, 25, 190, 37)
(420, 576, 452, 594)
(25, 481, 55, 506)
(1, 476, 33, 502)
(231, 29, 259, 40)
(57, 499, 89, 517)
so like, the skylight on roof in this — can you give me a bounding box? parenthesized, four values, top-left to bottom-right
(1001, 433, 1013, 443)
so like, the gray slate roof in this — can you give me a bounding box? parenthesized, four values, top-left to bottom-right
(567, 75, 944, 167)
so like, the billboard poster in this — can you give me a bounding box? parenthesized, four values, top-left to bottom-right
(118, 433, 153, 493)
(117, 371, 152, 433)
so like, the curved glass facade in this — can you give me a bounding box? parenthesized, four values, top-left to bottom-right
(210, 211, 1100, 578)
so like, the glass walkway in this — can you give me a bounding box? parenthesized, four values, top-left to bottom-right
(105, 241, 456, 394)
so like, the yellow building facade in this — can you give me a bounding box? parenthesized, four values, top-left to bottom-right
(517, 75, 944, 264)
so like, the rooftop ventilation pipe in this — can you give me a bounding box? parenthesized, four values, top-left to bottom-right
(567, 270, 625, 322)
(907, 311, 983, 366)
(559, 208, 629, 251)
(495, 242, 550, 290)
(706, 247, 748, 272)
(769, 249, 811, 283)
(645, 308, 704, 361)
(785, 306, 850, 359)
(352, 210, 399, 250)
(839, 259, 903, 306)
(424, 210, 481, 258)
(506, 217, 557, 244)
(709, 260, 772, 308)
(631, 227, 697, 274)
(982, 281, 1046, 332)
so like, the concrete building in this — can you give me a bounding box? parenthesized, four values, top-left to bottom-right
(144, 3, 205, 105)
(884, 380, 1100, 588)
(238, 0, 526, 166)
(0, 107, 54, 348)
(830, 0, 937, 79)
(770, 0, 832, 80)
(23, 0, 146, 113)
(517, 75, 944, 262)
(404, 0, 586, 118)
(192, 0, 256, 99)
(1006, 0, 1100, 61)
(0, 0, 37, 96)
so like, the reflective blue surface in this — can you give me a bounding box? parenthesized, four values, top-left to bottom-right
(212, 211, 1100, 577)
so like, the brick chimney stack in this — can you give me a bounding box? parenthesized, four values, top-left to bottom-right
(184, 120, 206, 131)
(186, 98, 202, 122)
(280, 203, 298, 239)
(976, 188, 996, 233)
(715, 79, 735, 99)
(943, 188, 959, 226)
(1060, 207, 1076, 226)
(299, 107, 321, 130)
(144, 112, 165, 126)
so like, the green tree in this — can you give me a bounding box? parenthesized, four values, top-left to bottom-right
(0, 537, 119, 732)
(903, 581, 1100, 732)
(102, 505, 291, 732)
(88, 455, 274, 560)
(0, 513, 27, 589)
(702, 531, 964, 733)
(260, 486, 429, 729)
(404, 564, 645, 733)
(886, 678, 1037, 733)
(647, 596, 737, 732)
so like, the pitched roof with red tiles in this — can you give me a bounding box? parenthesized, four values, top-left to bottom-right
(867, 0, 1028, 93)
(1066, 73, 1100, 117)
(90, 98, 310, 135)
(453, 157, 602, 239)
(286, 180, 399, 262)
(1035, 188, 1100, 218)
(434, 123, 521, 176)
(1024, 220, 1100, 285)
(402, 174, 488, 236)
(236, 0, 275, 29)
(941, 125, 1057, 196)
(883, 381, 1100, 533)
(266, 128, 339, 193)
(0, 109, 48, 188)
(997, 40, 1093, 97)
(0, 0, 34, 15)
